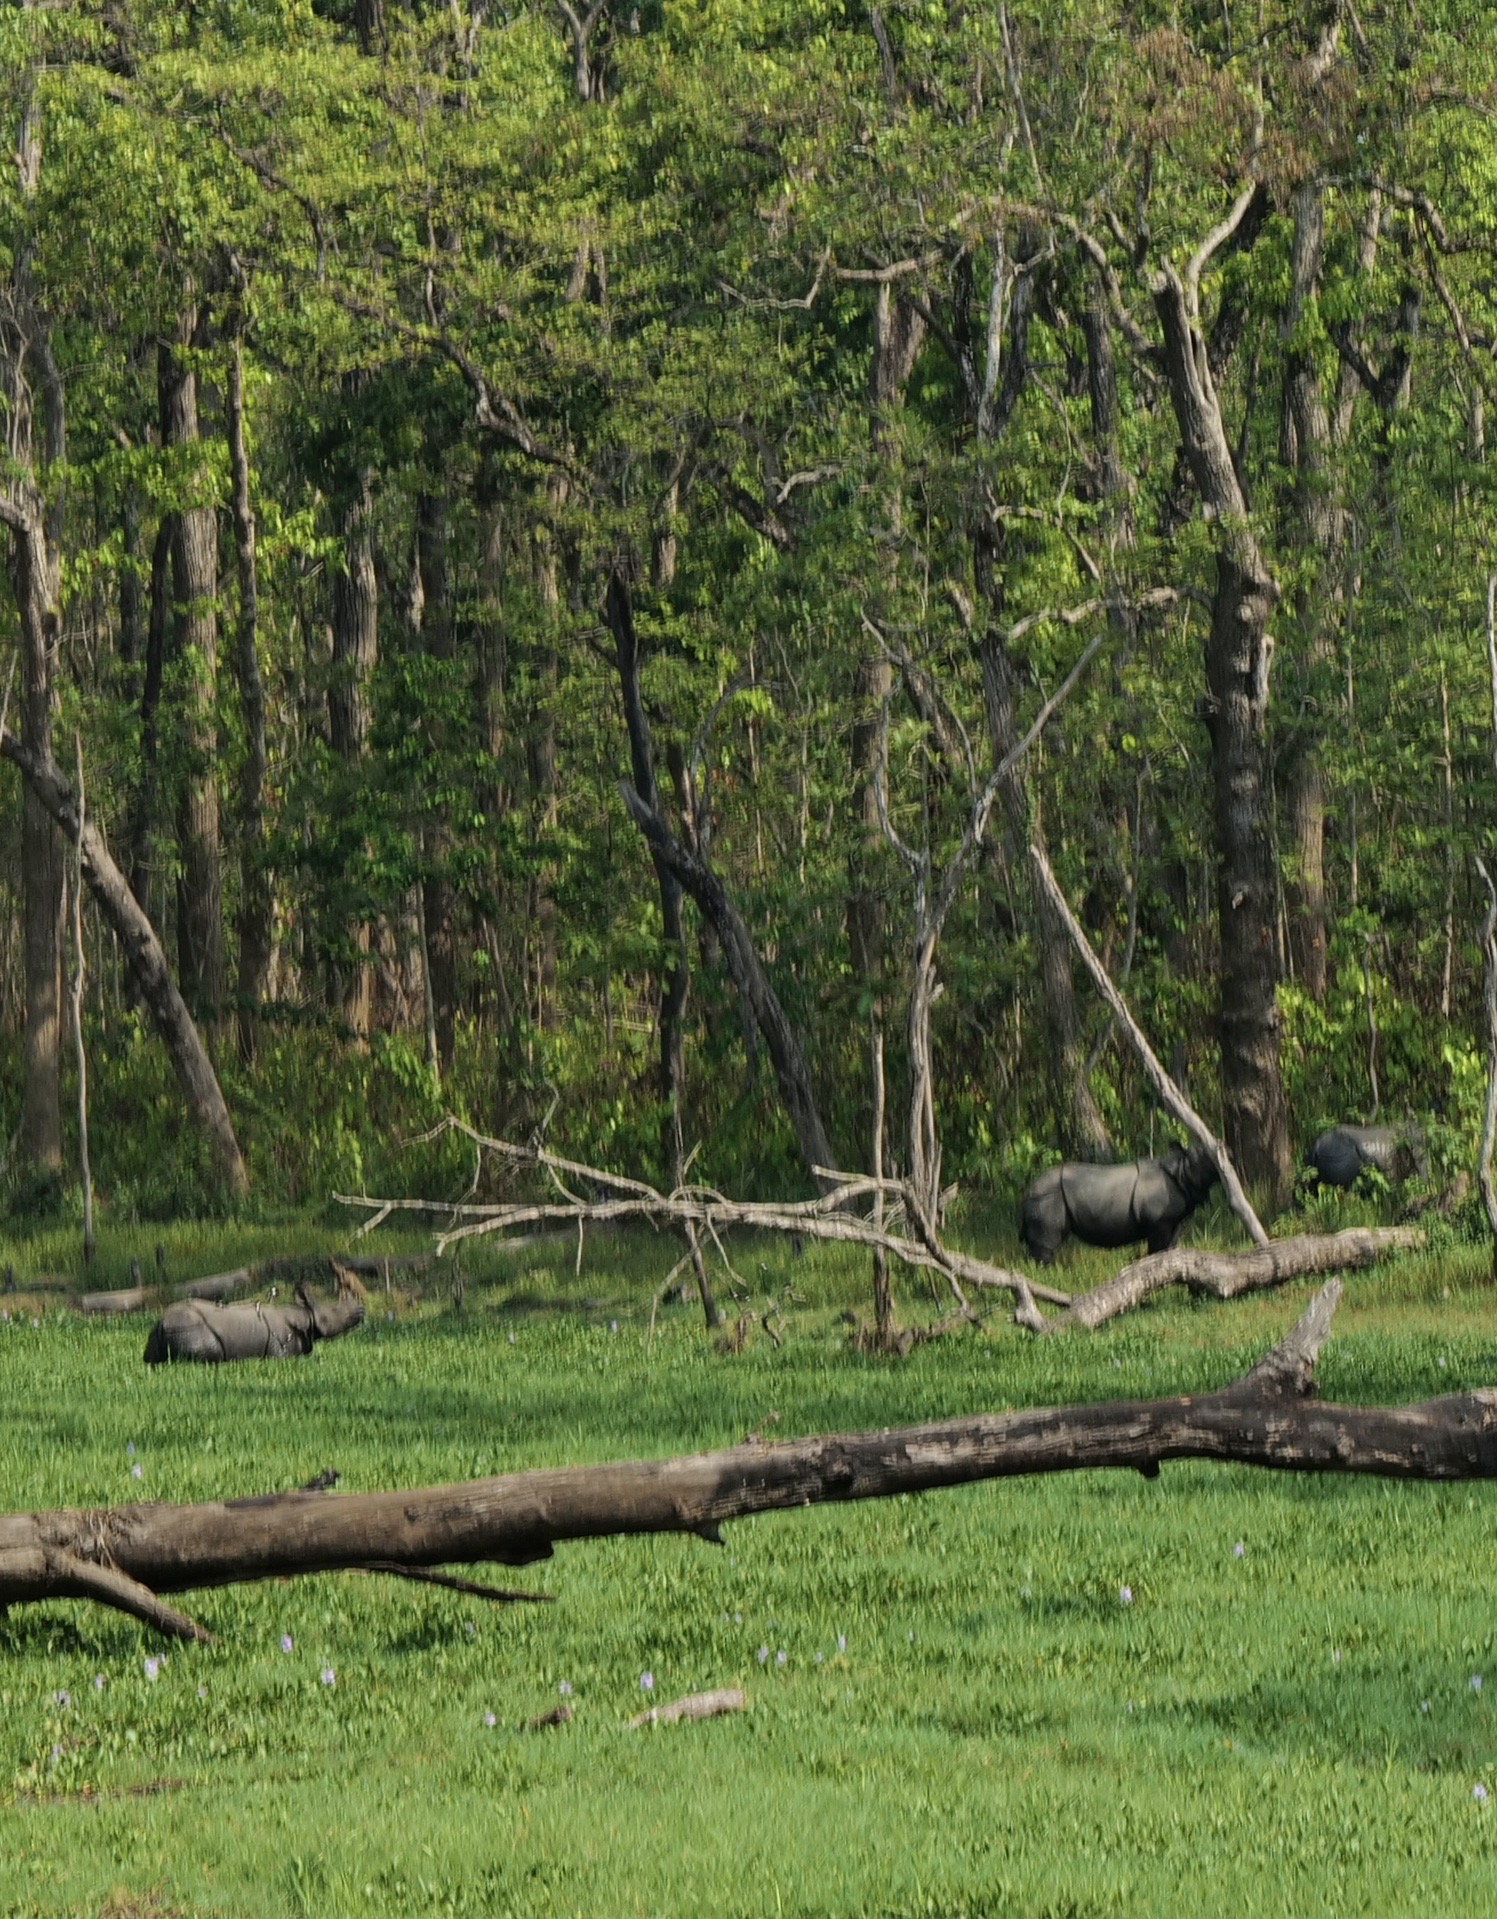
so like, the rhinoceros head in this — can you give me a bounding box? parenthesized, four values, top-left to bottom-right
(308, 1293, 366, 1342)
(1161, 1142, 1219, 1204)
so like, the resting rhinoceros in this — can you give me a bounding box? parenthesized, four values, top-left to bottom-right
(143, 1290, 365, 1366)
(1021, 1144, 1220, 1263)
(1307, 1123, 1427, 1190)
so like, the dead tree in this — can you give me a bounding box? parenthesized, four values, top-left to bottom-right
(0, 730, 249, 1197)
(5, 1282, 1496, 1643)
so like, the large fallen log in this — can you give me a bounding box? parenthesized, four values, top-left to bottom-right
(1033, 1226, 1423, 1332)
(4, 1280, 1497, 1643)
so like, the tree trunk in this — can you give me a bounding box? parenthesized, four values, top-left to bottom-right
(620, 784, 838, 1192)
(528, 507, 562, 1026)
(969, 246, 1112, 1159)
(9, 501, 63, 1174)
(418, 490, 458, 1068)
(329, 475, 379, 1037)
(129, 517, 172, 918)
(0, 731, 248, 1197)
(1154, 259, 1293, 1211)
(159, 320, 223, 1020)
(1279, 180, 1337, 1003)
(227, 339, 271, 1060)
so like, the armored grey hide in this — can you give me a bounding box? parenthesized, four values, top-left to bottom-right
(1308, 1124, 1428, 1190)
(143, 1295, 365, 1366)
(1021, 1145, 1219, 1263)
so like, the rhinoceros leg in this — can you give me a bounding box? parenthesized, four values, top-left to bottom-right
(1021, 1171, 1069, 1262)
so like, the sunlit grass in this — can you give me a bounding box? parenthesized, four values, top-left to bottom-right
(0, 1213, 1494, 1915)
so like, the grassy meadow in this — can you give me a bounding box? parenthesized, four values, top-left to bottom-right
(0, 1203, 1495, 1915)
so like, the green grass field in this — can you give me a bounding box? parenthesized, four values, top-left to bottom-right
(1, 1207, 1496, 1917)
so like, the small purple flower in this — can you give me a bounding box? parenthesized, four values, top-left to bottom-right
(776, 1649, 787, 1667)
(197, 1686, 208, 1699)
(508, 1332, 516, 1345)
(280, 1634, 294, 1654)
(733, 1612, 742, 1625)
(131, 1464, 143, 1481)
(1332, 1649, 1342, 1664)
(126, 1442, 136, 1457)
(1119, 1587, 1133, 1606)
(815, 1652, 824, 1664)
(639, 1671, 654, 1691)
(484, 1711, 497, 1727)
(610, 1320, 619, 1334)
(93, 1675, 105, 1692)
(1233, 1543, 1245, 1559)
(1477, 1783, 1489, 1803)
(837, 1634, 847, 1653)
(1421, 1700, 1431, 1713)
(320, 1668, 336, 1688)
(559, 1680, 573, 1697)
(757, 1647, 769, 1663)
(51, 1690, 70, 1710)
(143, 1657, 160, 1682)
(1474, 1674, 1485, 1692)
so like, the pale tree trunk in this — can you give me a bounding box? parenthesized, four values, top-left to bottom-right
(226, 337, 271, 1059)
(128, 516, 172, 917)
(968, 242, 1112, 1159)
(329, 472, 379, 1037)
(159, 314, 223, 1021)
(1279, 180, 1339, 1004)
(1155, 234, 1294, 1211)
(418, 489, 458, 1068)
(848, 284, 925, 1001)
(0, 731, 248, 1198)
(528, 505, 562, 1027)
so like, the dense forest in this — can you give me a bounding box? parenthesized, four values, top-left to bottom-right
(1, 0, 1495, 1223)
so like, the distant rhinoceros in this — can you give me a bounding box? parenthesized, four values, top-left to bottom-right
(143, 1288, 365, 1365)
(1021, 1144, 1220, 1263)
(1307, 1124, 1428, 1190)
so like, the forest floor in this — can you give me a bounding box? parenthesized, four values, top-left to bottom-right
(0, 1202, 1494, 1916)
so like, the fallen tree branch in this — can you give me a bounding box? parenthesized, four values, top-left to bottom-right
(1043, 1227, 1423, 1332)
(6, 1281, 1497, 1641)
(629, 1687, 748, 1729)
(336, 1122, 1068, 1310)
(1029, 844, 1270, 1247)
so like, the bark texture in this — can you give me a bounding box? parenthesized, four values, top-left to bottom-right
(227, 338, 271, 1058)
(159, 317, 223, 1018)
(1154, 255, 1294, 1210)
(418, 490, 458, 1067)
(329, 474, 379, 1036)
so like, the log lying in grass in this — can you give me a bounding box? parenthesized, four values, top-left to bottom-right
(4, 1280, 1497, 1643)
(181, 1268, 253, 1303)
(77, 1286, 151, 1317)
(629, 1687, 748, 1729)
(1032, 1226, 1424, 1333)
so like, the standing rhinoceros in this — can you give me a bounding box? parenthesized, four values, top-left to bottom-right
(143, 1288, 365, 1365)
(1307, 1123, 1427, 1190)
(1021, 1144, 1219, 1263)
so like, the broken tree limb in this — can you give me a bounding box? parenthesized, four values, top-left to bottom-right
(1029, 843, 1270, 1248)
(8, 1282, 1497, 1641)
(0, 728, 249, 1197)
(336, 1121, 1070, 1310)
(629, 1687, 748, 1729)
(1041, 1226, 1423, 1333)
